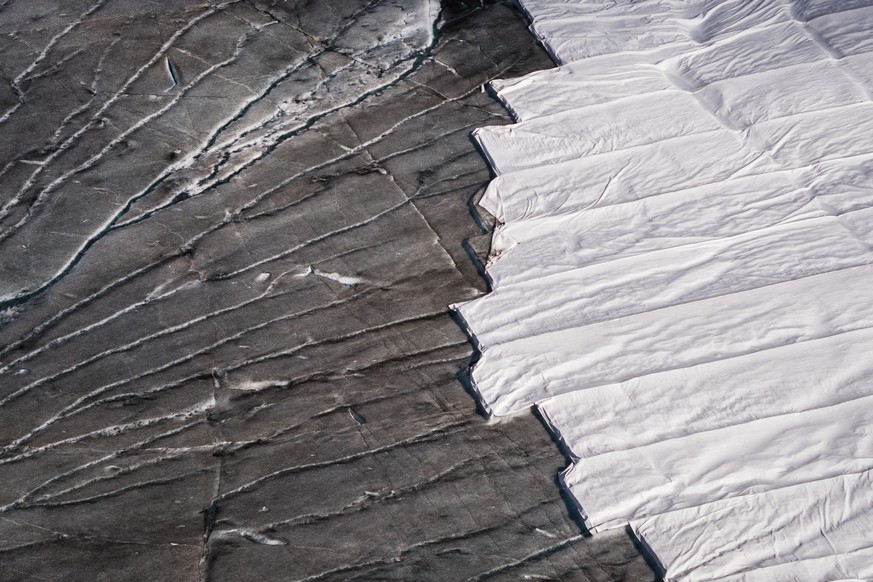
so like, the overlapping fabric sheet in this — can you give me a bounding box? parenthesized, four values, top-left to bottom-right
(453, 1, 873, 579)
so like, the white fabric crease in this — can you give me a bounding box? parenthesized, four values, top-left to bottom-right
(456, 0, 873, 579)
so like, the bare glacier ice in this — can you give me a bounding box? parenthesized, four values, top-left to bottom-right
(458, 1, 873, 580)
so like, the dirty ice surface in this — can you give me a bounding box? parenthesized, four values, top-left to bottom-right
(2, 1, 657, 579)
(455, 1, 873, 580)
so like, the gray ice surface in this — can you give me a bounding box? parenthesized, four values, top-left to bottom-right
(0, 1, 654, 580)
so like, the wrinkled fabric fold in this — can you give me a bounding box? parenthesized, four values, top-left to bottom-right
(456, 0, 873, 578)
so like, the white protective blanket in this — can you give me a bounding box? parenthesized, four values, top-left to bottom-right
(454, 1, 873, 579)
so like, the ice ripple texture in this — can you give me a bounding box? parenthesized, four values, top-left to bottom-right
(454, 1, 873, 580)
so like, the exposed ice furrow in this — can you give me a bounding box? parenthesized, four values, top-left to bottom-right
(262, 339, 469, 390)
(0, 405, 208, 469)
(260, 456, 481, 531)
(222, 200, 412, 279)
(465, 533, 586, 582)
(292, 498, 560, 582)
(170, 59, 368, 200)
(34, 303, 451, 442)
(192, 1, 417, 158)
(33, 467, 211, 509)
(208, 71, 491, 201)
(240, 120, 483, 220)
(0, 3, 615, 579)
(0, 0, 110, 126)
(0, 295, 366, 453)
(180, 10, 453, 201)
(41, 36, 124, 148)
(27, 306, 448, 448)
(197, 56, 349, 155)
(213, 528, 287, 546)
(0, 1, 238, 228)
(211, 418, 472, 503)
(0, 257, 173, 364)
(0, 39, 499, 315)
(0, 27, 258, 244)
(0, 268, 304, 401)
(0, 6, 252, 312)
(0, 420, 203, 512)
(113, 74, 489, 245)
(3, 23, 263, 228)
(210, 309, 448, 376)
(462, 0, 873, 577)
